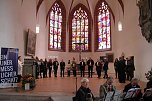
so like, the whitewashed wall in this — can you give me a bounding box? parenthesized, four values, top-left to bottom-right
(0, 0, 47, 60)
(114, 0, 152, 81)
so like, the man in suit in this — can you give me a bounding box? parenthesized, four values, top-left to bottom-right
(87, 57, 94, 78)
(53, 58, 59, 77)
(47, 58, 53, 77)
(60, 59, 65, 77)
(95, 59, 102, 78)
(80, 59, 86, 77)
(103, 58, 109, 79)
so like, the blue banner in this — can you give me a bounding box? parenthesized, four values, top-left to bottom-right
(0, 48, 18, 88)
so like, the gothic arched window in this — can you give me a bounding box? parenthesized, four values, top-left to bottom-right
(69, 4, 92, 52)
(48, 1, 66, 51)
(94, 0, 111, 51)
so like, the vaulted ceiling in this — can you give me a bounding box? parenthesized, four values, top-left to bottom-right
(21, 0, 124, 25)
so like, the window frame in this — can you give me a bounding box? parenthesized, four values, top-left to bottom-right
(94, 0, 112, 52)
(48, 0, 66, 52)
(69, 3, 92, 52)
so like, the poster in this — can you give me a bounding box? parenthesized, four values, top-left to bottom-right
(0, 48, 18, 88)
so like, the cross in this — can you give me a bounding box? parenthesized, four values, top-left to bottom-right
(73, 42, 84, 61)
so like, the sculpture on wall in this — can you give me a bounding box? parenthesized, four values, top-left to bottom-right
(137, 0, 152, 43)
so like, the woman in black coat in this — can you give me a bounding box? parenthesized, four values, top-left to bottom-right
(143, 79, 152, 101)
(114, 58, 119, 79)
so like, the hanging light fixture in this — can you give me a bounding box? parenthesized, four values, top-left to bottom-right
(118, 21, 122, 31)
(36, 24, 40, 33)
(36, 1, 40, 34)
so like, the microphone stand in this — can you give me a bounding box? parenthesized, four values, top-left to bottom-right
(72, 42, 83, 94)
(76, 76, 77, 92)
(73, 76, 78, 94)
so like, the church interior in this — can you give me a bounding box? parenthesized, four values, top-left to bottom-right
(0, 0, 152, 101)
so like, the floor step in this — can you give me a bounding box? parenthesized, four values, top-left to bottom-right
(51, 95, 73, 101)
(0, 93, 53, 101)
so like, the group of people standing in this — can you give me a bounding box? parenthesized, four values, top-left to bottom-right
(34, 57, 65, 78)
(114, 56, 135, 83)
(33, 56, 109, 79)
(66, 57, 95, 78)
(66, 57, 109, 78)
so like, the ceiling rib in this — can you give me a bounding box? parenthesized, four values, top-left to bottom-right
(36, 0, 44, 17)
(118, 0, 124, 16)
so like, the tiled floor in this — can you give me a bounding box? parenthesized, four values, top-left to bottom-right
(0, 73, 147, 101)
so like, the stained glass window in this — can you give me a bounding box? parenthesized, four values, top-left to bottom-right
(71, 7, 89, 51)
(96, 1, 111, 50)
(49, 2, 65, 50)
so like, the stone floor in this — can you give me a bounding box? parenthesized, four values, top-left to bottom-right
(0, 73, 147, 101)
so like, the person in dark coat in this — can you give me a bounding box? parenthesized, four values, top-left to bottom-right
(117, 56, 126, 83)
(114, 58, 119, 79)
(143, 79, 152, 101)
(126, 57, 135, 81)
(95, 59, 102, 78)
(33, 56, 39, 79)
(47, 59, 52, 77)
(145, 79, 152, 91)
(43, 58, 48, 78)
(75, 78, 95, 101)
(53, 58, 59, 77)
(103, 58, 109, 79)
(87, 57, 94, 78)
(125, 58, 130, 80)
(40, 59, 44, 78)
(60, 59, 65, 77)
(80, 59, 86, 77)
(123, 78, 142, 101)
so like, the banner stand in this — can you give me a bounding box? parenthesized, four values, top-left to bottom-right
(0, 48, 19, 88)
